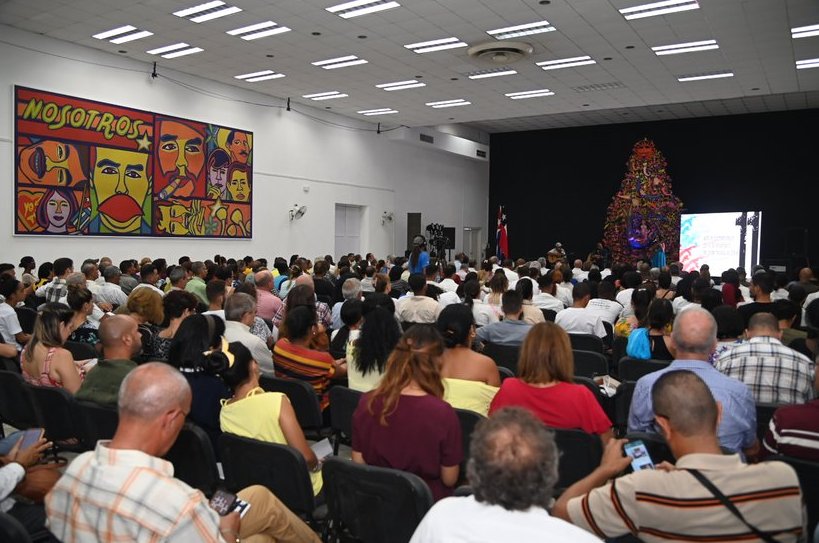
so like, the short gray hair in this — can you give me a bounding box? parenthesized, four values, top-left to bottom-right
(80, 262, 97, 277)
(341, 278, 361, 300)
(103, 265, 122, 281)
(225, 292, 256, 322)
(118, 362, 190, 420)
(66, 272, 85, 287)
(169, 266, 186, 284)
(671, 306, 717, 356)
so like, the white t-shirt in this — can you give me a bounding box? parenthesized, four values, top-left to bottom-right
(554, 307, 606, 338)
(555, 284, 574, 308)
(409, 495, 601, 543)
(615, 288, 635, 313)
(531, 293, 564, 313)
(585, 298, 623, 324)
(470, 299, 498, 327)
(502, 268, 519, 283)
(0, 303, 23, 351)
(438, 278, 459, 293)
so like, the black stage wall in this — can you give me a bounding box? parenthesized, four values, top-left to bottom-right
(489, 108, 818, 274)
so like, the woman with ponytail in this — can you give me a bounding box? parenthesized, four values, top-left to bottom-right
(351, 325, 462, 502)
(408, 240, 429, 275)
(463, 279, 497, 328)
(21, 303, 82, 393)
(436, 304, 500, 416)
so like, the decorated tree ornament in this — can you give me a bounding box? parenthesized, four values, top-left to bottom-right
(603, 139, 683, 265)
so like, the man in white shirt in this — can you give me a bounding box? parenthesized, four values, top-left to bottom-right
(81, 260, 102, 299)
(438, 264, 459, 293)
(223, 292, 275, 375)
(532, 275, 564, 313)
(585, 281, 623, 325)
(615, 271, 641, 316)
(571, 259, 588, 283)
(410, 407, 599, 543)
(95, 266, 128, 307)
(554, 283, 606, 338)
(396, 274, 441, 324)
(130, 264, 165, 298)
(501, 259, 519, 283)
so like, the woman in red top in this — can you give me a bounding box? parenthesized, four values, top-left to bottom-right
(21, 303, 83, 393)
(489, 322, 612, 442)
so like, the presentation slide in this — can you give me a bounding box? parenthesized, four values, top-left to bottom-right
(680, 211, 762, 274)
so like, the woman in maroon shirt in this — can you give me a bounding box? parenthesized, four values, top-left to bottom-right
(489, 322, 612, 443)
(352, 325, 462, 501)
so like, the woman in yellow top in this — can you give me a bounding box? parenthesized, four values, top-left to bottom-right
(436, 304, 500, 416)
(218, 340, 323, 495)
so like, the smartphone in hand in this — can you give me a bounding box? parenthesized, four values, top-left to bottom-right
(624, 439, 655, 472)
(209, 489, 251, 518)
(17, 428, 45, 450)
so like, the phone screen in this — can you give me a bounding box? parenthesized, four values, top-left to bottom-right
(624, 440, 655, 471)
(209, 489, 237, 516)
(17, 428, 45, 450)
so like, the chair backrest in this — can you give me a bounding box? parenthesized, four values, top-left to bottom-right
(64, 341, 97, 361)
(73, 400, 119, 449)
(573, 376, 610, 416)
(26, 384, 81, 446)
(219, 433, 316, 519)
(618, 358, 670, 382)
(0, 512, 32, 543)
(164, 422, 221, 497)
(755, 403, 779, 442)
(623, 431, 676, 468)
(259, 375, 323, 433)
(481, 342, 520, 374)
(329, 386, 362, 454)
(455, 408, 485, 465)
(497, 365, 515, 381)
(613, 381, 638, 435)
(322, 457, 433, 543)
(0, 371, 41, 431)
(552, 428, 603, 492)
(602, 321, 614, 347)
(541, 308, 557, 322)
(401, 321, 420, 332)
(573, 349, 609, 378)
(568, 333, 604, 353)
(14, 306, 37, 335)
(766, 455, 819, 537)
(611, 336, 629, 374)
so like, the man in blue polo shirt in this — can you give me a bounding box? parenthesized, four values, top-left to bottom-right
(476, 291, 532, 347)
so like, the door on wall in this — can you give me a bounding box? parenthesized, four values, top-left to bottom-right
(335, 204, 362, 257)
(463, 227, 482, 262)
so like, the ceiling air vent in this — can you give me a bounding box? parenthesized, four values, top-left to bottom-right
(572, 82, 624, 92)
(467, 41, 534, 64)
(420, 133, 434, 144)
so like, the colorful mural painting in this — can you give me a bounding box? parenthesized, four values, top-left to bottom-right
(14, 86, 252, 238)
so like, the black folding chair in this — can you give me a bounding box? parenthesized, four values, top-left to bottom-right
(541, 309, 557, 322)
(27, 384, 85, 455)
(766, 455, 819, 536)
(755, 403, 779, 442)
(164, 422, 222, 497)
(0, 512, 31, 543)
(259, 375, 329, 440)
(64, 341, 97, 361)
(613, 381, 638, 437)
(497, 366, 515, 381)
(573, 376, 612, 420)
(455, 408, 485, 485)
(329, 386, 362, 455)
(481, 342, 520, 374)
(573, 349, 609, 378)
(73, 399, 119, 449)
(552, 428, 603, 494)
(618, 358, 670, 381)
(611, 336, 629, 376)
(323, 457, 433, 543)
(14, 307, 37, 335)
(568, 333, 604, 353)
(0, 371, 41, 433)
(219, 433, 324, 525)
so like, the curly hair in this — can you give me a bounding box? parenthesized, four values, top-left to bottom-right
(126, 287, 164, 325)
(467, 407, 558, 510)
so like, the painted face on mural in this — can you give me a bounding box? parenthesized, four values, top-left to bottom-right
(207, 149, 230, 198)
(45, 191, 71, 230)
(36, 187, 78, 234)
(92, 148, 150, 233)
(157, 203, 192, 235)
(157, 120, 205, 197)
(227, 131, 250, 164)
(227, 169, 249, 202)
(19, 140, 86, 186)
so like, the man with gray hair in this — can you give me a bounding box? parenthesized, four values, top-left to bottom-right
(167, 265, 190, 292)
(331, 277, 361, 330)
(716, 312, 816, 404)
(95, 265, 128, 307)
(46, 363, 319, 542)
(254, 270, 282, 321)
(628, 306, 758, 456)
(224, 292, 274, 375)
(410, 407, 599, 542)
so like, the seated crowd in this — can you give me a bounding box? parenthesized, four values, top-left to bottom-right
(0, 250, 817, 542)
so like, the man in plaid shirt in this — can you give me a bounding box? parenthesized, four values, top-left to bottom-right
(716, 312, 817, 405)
(34, 257, 73, 303)
(46, 362, 319, 543)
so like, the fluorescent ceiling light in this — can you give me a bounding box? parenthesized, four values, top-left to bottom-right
(313, 55, 358, 66)
(357, 108, 398, 116)
(620, 0, 699, 20)
(324, 59, 368, 69)
(228, 21, 276, 35)
(796, 58, 819, 69)
(405, 37, 468, 54)
(652, 39, 718, 55)
(146, 43, 190, 55)
(425, 99, 471, 108)
(792, 24, 819, 39)
(161, 47, 204, 59)
(240, 26, 291, 40)
(505, 89, 554, 99)
(677, 71, 733, 82)
(227, 21, 291, 39)
(303, 91, 343, 98)
(93, 25, 136, 40)
(190, 6, 242, 22)
(307, 93, 349, 101)
(109, 30, 154, 44)
(173, 1, 225, 18)
(487, 21, 555, 40)
(468, 69, 517, 79)
(312, 55, 368, 69)
(235, 70, 275, 79)
(376, 80, 426, 91)
(327, 0, 400, 19)
(537, 55, 596, 70)
(245, 73, 285, 82)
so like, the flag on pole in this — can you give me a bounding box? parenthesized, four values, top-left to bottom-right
(496, 205, 508, 260)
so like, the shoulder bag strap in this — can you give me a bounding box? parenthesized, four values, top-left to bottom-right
(686, 469, 780, 543)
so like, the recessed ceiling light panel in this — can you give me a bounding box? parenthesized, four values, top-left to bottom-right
(93, 25, 137, 40)
(652, 39, 718, 55)
(796, 58, 819, 70)
(486, 20, 555, 40)
(93, 25, 153, 44)
(505, 89, 554, 99)
(677, 70, 734, 82)
(312, 55, 369, 69)
(620, 0, 699, 20)
(536, 55, 596, 70)
(357, 108, 399, 115)
(467, 67, 518, 79)
(425, 99, 471, 108)
(405, 37, 468, 54)
(161, 47, 205, 59)
(327, 0, 400, 19)
(376, 79, 426, 91)
(792, 24, 819, 39)
(227, 21, 291, 40)
(146, 43, 190, 55)
(174, 1, 242, 23)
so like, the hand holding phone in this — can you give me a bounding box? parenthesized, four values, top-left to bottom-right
(210, 489, 251, 518)
(624, 440, 655, 472)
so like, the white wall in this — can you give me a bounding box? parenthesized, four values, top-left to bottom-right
(0, 25, 489, 268)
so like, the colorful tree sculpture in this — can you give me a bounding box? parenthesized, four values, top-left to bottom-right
(603, 139, 683, 265)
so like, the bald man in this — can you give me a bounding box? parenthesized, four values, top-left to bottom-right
(555, 371, 804, 542)
(47, 363, 320, 543)
(74, 315, 141, 406)
(254, 269, 282, 321)
(628, 307, 758, 456)
(716, 312, 816, 404)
